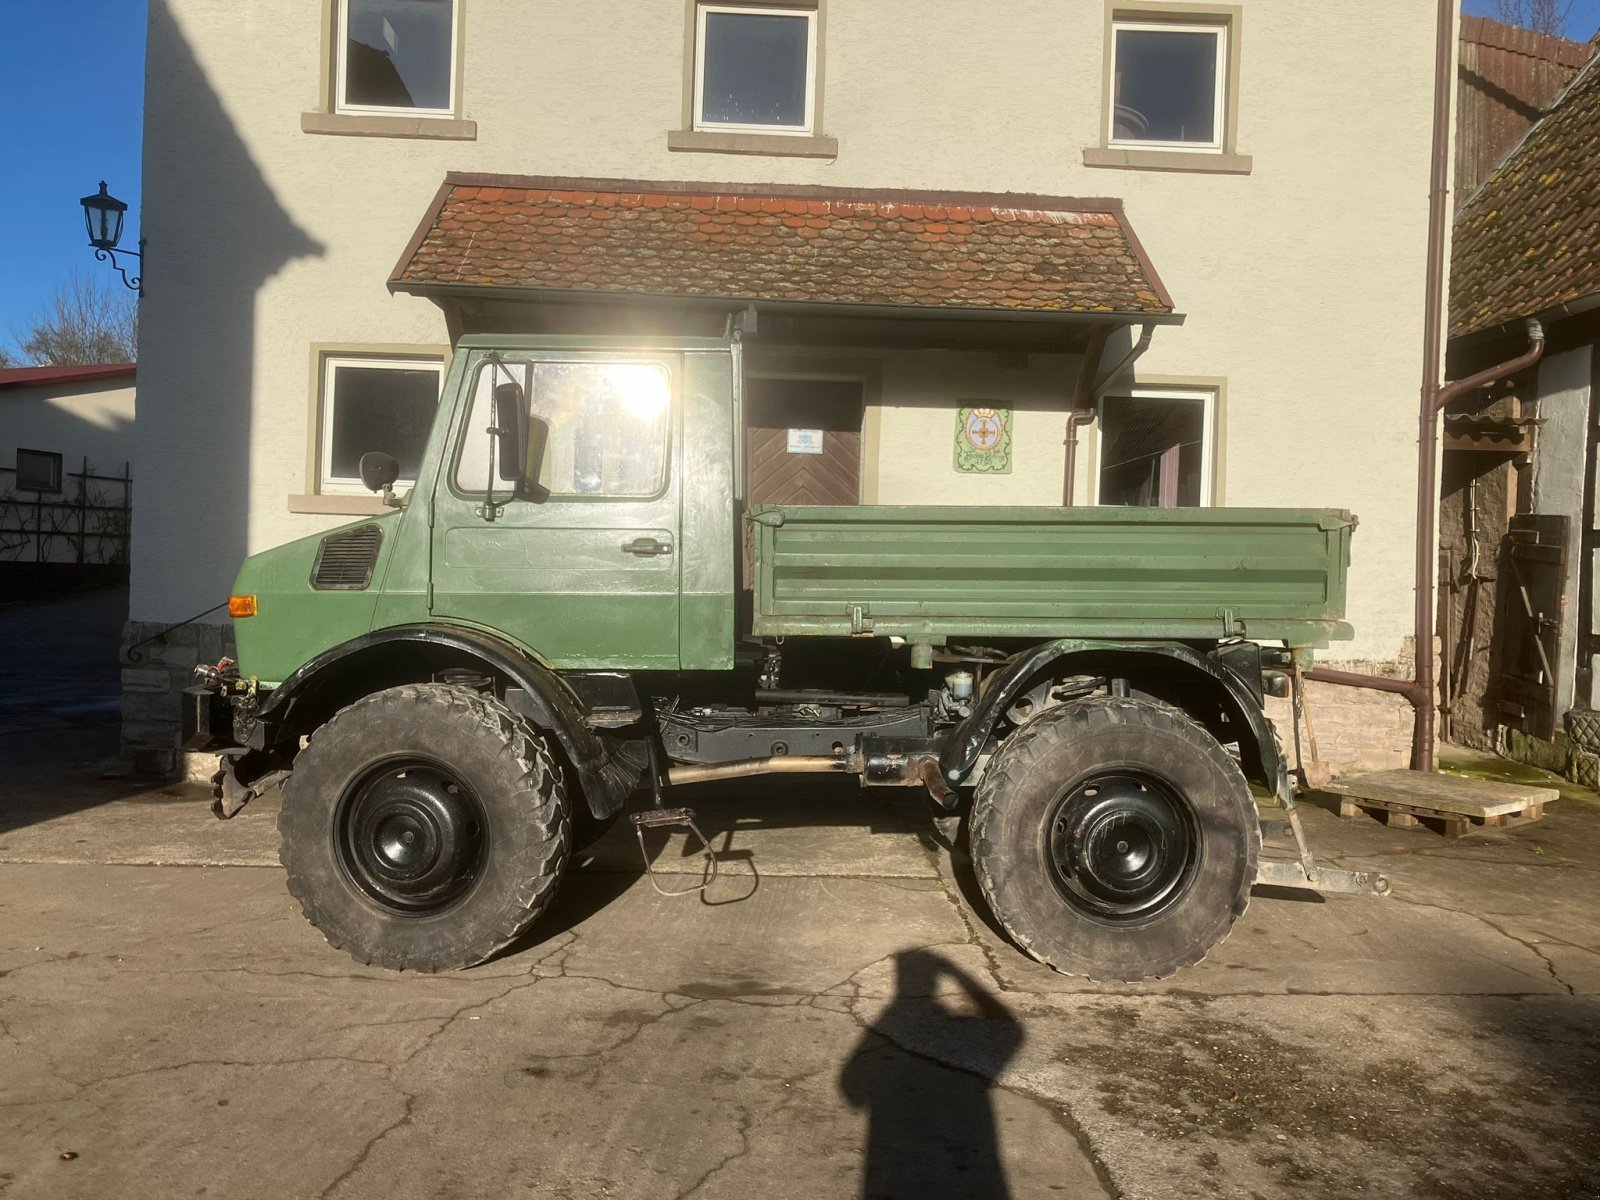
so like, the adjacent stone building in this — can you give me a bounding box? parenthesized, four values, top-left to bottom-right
(1444, 33, 1600, 780)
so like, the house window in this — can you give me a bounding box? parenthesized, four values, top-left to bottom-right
(15, 448, 63, 494)
(455, 360, 673, 499)
(336, 0, 457, 115)
(319, 357, 443, 494)
(1096, 388, 1215, 507)
(1109, 19, 1228, 151)
(694, 3, 817, 133)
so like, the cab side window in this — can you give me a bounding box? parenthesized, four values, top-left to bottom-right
(455, 360, 672, 498)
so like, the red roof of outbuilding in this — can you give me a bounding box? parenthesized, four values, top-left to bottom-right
(391, 174, 1176, 320)
(0, 363, 136, 390)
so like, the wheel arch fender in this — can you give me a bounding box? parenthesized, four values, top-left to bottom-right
(250, 623, 631, 818)
(941, 640, 1288, 800)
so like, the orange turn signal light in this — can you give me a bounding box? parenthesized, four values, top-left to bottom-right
(228, 594, 258, 618)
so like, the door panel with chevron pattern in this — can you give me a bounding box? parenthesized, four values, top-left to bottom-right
(746, 377, 864, 506)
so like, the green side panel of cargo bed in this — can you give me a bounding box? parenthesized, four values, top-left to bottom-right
(749, 504, 1354, 647)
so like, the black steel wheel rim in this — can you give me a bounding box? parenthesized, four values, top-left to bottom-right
(334, 756, 489, 916)
(1042, 769, 1200, 924)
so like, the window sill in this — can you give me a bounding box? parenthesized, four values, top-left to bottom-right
(667, 129, 838, 158)
(1082, 146, 1253, 175)
(287, 494, 397, 516)
(300, 112, 478, 141)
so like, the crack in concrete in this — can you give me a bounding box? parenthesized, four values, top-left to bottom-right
(672, 1105, 755, 1200)
(313, 966, 557, 1197)
(0, 1054, 391, 1112)
(1384, 893, 1581, 996)
(316, 1089, 417, 1200)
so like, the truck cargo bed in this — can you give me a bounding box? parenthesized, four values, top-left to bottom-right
(748, 504, 1354, 646)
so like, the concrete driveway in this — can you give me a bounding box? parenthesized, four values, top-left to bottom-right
(1, 758, 1597, 1200)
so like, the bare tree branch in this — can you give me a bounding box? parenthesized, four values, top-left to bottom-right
(12, 271, 137, 366)
(1492, 0, 1579, 38)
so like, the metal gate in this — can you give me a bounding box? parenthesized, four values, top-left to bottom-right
(1496, 513, 1569, 739)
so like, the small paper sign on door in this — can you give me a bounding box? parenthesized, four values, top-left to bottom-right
(787, 429, 825, 455)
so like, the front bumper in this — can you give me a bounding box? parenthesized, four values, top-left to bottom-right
(180, 683, 239, 752)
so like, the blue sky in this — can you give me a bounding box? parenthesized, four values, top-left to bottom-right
(1465, 0, 1600, 35)
(0, 2, 1595, 355)
(0, 1, 146, 349)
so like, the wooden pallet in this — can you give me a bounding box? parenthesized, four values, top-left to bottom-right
(1323, 769, 1556, 839)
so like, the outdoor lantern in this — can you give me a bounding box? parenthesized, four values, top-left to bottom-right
(80, 181, 128, 251)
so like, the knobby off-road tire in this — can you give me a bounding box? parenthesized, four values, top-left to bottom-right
(278, 683, 571, 972)
(971, 696, 1259, 982)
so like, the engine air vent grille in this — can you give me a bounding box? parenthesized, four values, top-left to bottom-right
(310, 523, 383, 591)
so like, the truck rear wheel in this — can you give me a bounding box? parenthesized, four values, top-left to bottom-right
(970, 696, 1258, 981)
(278, 684, 571, 971)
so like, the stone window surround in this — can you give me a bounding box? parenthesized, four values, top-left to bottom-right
(669, 0, 838, 159)
(288, 342, 450, 516)
(1085, 374, 1229, 506)
(1085, 2, 1252, 176)
(301, 0, 477, 141)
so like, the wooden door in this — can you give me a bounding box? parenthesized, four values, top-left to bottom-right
(1496, 514, 1569, 739)
(746, 378, 864, 506)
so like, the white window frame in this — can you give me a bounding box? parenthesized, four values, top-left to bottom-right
(693, 3, 818, 135)
(334, 0, 460, 118)
(1092, 386, 1216, 507)
(318, 355, 444, 494)
(1107, 19, 1228, 154)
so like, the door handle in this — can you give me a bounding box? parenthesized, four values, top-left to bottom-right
(621, 536, 674, 557)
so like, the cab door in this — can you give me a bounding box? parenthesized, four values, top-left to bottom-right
(430, 352, 682, 670)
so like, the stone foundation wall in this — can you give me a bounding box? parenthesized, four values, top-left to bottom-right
(120, 619, 235, 777)
(1264, 649, 1420, 778)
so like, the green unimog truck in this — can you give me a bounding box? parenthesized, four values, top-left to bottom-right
(185, 329, 1383, 982)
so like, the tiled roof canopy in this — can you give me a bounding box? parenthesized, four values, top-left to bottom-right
(392, 175, 1176, 319)
(1452, 52, 1600, 337)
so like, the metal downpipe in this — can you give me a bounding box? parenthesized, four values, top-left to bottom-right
(1063, 323, 1153, 506)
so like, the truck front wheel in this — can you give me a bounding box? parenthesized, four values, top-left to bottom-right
(971, 696, 1258, 981)
(278, 683, 571, 971)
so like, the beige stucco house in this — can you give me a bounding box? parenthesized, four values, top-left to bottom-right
(1, 363, 135, 598)
(129, 0, 1445, 772)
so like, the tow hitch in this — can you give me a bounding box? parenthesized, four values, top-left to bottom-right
(1256, 794, 1390, 895)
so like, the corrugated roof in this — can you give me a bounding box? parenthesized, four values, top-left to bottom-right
(391, 174, 1176, 319)
(1451, 51, 1600, 337)
(0, 363, 136, 391)
(1459, 15, 1592, 68)
(1456, 16, 1593, 201)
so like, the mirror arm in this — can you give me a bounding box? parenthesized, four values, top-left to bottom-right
(477, 355, 512, 523)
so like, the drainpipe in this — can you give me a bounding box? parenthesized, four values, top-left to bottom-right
(1302, 0, 1548, 774)
(1063, 323, 1153, 505)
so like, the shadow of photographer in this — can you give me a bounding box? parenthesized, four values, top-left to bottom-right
(840, 948, 1024, 1200)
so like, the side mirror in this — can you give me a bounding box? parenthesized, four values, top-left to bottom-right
(359, 451, 402, 507)
(525, 414, 550, 497)
(492, 382, 526, 485)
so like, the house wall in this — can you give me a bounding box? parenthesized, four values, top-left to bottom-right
(0, 379, 136, 482)
(1530, 347, 1594, 718)
(0, 378, 136, 572)
(132, 0, 1445, 771)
